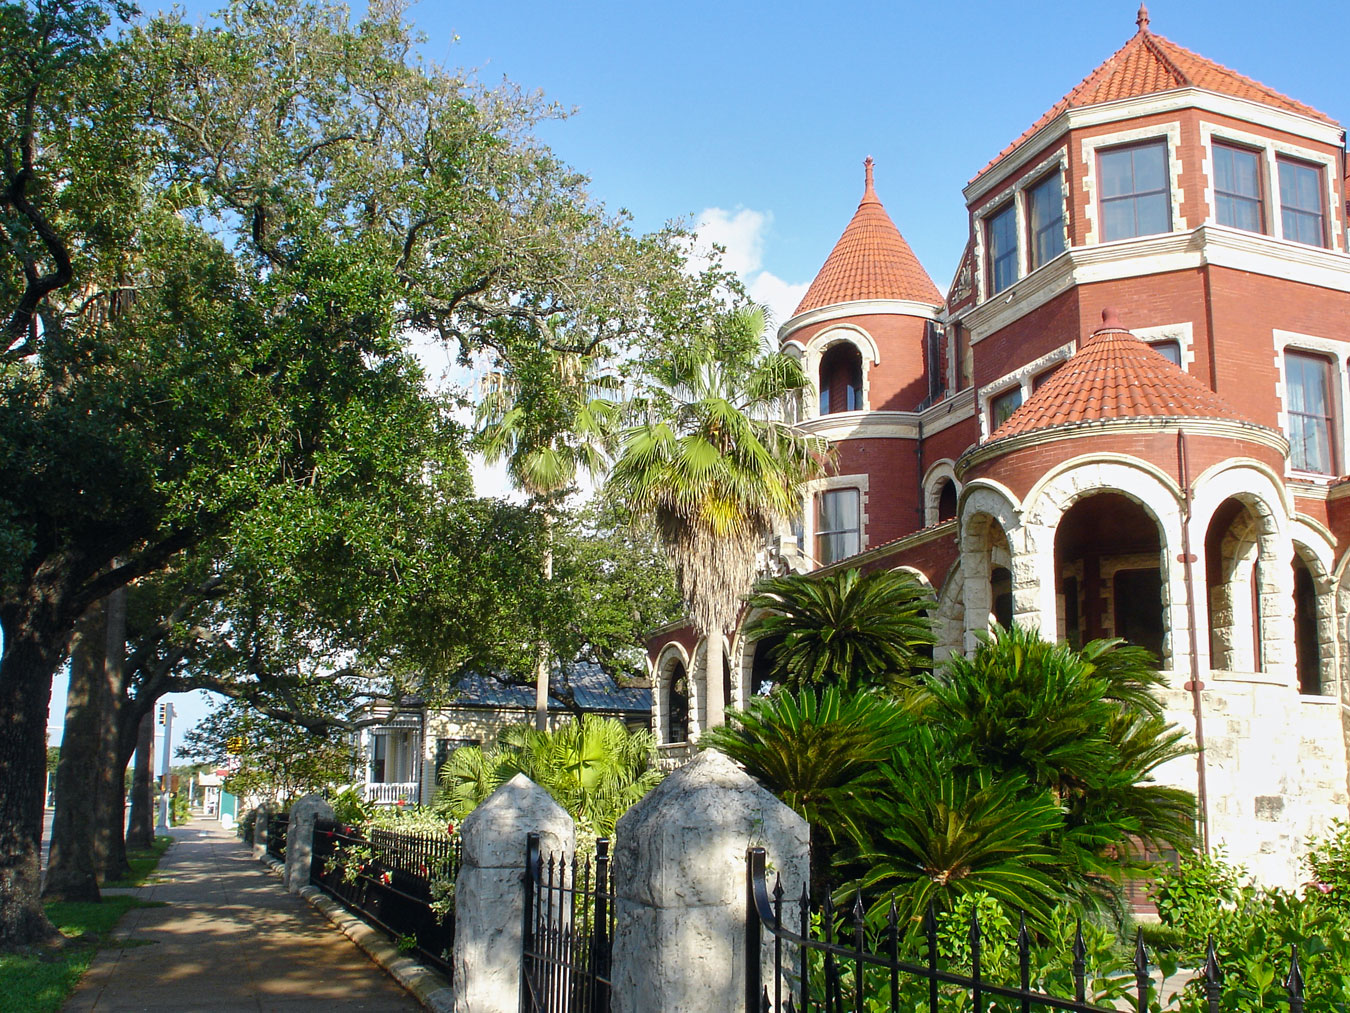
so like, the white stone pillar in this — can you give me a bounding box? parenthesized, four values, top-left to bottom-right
(453, 774, 574, 1013)
(610, 749, 810, 1013)
(283, 794, 335, 892)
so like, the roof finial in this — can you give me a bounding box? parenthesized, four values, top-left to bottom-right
(864, 156, 875, 193)
(1136, 3, 1149, 31)
(1101, 306, 1122, 328)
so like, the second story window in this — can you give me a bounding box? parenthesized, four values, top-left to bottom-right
(990, 386, 1023, 430)
(1278, 158, 1326, 247)
(816, 488, 860, 565)
(1285, 350, 1335, 474)
(1100, 141, 1170, 241)
(1027, 171, 1065, 268)
(1149, 340, 1182, 366)
(986, 203, 1018, 295)
(1214, 143, 1263, 233)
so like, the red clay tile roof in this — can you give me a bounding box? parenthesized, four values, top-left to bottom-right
(794, 158, 942, 316)
(973, 7, 1335, 184)
(987, 308, 1255, 442)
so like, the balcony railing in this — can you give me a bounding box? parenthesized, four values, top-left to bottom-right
(362, 781, 421, 804)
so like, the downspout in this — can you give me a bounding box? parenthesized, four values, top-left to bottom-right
(1177, 429, 1211, 853)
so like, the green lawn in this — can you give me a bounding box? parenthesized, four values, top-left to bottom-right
(0, 837, 173, 1013)
(104, 836, 173, 888)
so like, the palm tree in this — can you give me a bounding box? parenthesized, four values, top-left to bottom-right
(476, 344, 619, 729)
(742, 566, 935, 696)
(432, 716, 660, 835)
(608, 305, 827, 730)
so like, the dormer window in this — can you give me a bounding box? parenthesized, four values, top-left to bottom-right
(1278, 158, 1326, 247)
(1100, 141, 1170, 240)
(1027, 171, 1065, 268)
(818, 343, 863, 414)
(1213, 143, 1264, 233)
(986, 204, 1018, 295)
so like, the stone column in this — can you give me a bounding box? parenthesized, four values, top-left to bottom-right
(252, 803, 270, 861)
(283, 793, 335, 893)
(453, 774, 574, 1013)
(611, 749, 810, 1013)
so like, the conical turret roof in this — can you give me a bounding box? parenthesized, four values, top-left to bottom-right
(974, 6, 1334, 183)
(988, 309, 1257, 442)
(793, 159, 941, 316)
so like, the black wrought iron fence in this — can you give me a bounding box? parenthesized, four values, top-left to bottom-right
(521, 831, 614, 1013)
(265, 812, 288, 862)
(309, 817, 460, 977)
(745, 847, 1308, 1013)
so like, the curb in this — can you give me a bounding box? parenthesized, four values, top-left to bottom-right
(259, 853, 455, 1012)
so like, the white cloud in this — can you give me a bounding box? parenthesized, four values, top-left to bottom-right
(693, 206, 809, 334)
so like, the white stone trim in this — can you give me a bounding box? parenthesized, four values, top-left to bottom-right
(922, 459, 961, 527)
(801, 472, 870, 569)
(795, 410, 919, 441)
(920, 388, 976, 436)
(1131, 322, 1195, 374)
(778, 298, 940, 344)
(948, 225, 1350, 344)
(1080, 122, 1185, 247)
(1198, 122, 1343, 252)
(1274, 329, 1350, 481)
(976, 341, 1076, 440)
(965, 87, 1345, 204)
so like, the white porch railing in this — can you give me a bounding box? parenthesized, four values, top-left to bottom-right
(362, 781, 421, 804)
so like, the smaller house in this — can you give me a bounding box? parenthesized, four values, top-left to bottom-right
(357, 662, 652, 805)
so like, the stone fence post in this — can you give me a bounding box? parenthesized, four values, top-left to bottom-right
(453, 773, 574, 1013)
(283, 793, 335, 893)
(252, 803, 270, 861)
(610, 748, 810, 1013)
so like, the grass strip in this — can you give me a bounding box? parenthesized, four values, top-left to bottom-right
(0, 895, 163, 1013)
(104, 836, 173, 888)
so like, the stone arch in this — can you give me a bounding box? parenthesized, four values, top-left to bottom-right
(730, 609, 776, 711)
(1192, 463, 1293, 683)
(933, 563, 965, 662)
(892, 565, 938, 668)
(803, 324, 879, 419)
(922, 460, 961, 526)
(652, 642, 691, 746)
(1021, 456, 1185, 669)
(689, 635, 733, 737)
(959, 482, 1020, 652)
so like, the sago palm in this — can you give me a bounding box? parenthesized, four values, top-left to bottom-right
(743, 566, 934, 695)
(608, 305, 827, 730)
(476, 344, 619, 729)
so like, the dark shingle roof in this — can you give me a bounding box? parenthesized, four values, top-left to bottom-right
(445, 662, 651, 714)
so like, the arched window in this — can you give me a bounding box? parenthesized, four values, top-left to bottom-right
(819, 343, 863, 415)
(1293, 556, 1321, 694)
(667, 662, 689, 743)
(937, 480, 957, 522)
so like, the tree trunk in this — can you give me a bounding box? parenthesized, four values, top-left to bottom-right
(125, 712, 155, 850)
(0, 628, 62, 945)
(44, 607, 104, 902)
(95, 587, 130, 882)
(534, 515, 554, 732)
(703, 629, 725, 731)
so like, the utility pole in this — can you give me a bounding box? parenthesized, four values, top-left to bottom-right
(155, 701, 175, 832)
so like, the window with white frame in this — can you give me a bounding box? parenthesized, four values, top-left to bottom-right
(1027, 170, 1065, 268)
(1099, 141, 1171, 240)
(986, 204, 1018, 295)
(989, 387, 1023, 429)
(816, 488, 860, 565)
(1284, 350, 1336, 473)
(1278, 158, 1327, 247)
(1213, 143, 1264, 233)
(1149, 340, 1182, 366)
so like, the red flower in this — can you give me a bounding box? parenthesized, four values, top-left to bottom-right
(397, 799, 406, 806)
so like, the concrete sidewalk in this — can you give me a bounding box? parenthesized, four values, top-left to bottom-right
(64, 822, 421, 1012)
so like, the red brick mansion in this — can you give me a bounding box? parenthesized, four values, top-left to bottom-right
(647, 9, 1350, 885)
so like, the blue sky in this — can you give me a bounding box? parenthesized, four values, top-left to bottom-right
(48, 0, 1350, 752)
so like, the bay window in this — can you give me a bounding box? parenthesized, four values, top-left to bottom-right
(986, 203, 1018, 295)
(1100, 141, 1170, 241)
(1278, 158, 1326, 247)
(1027, 171, 1065, 268)
(1213, 143, 1264, 233)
